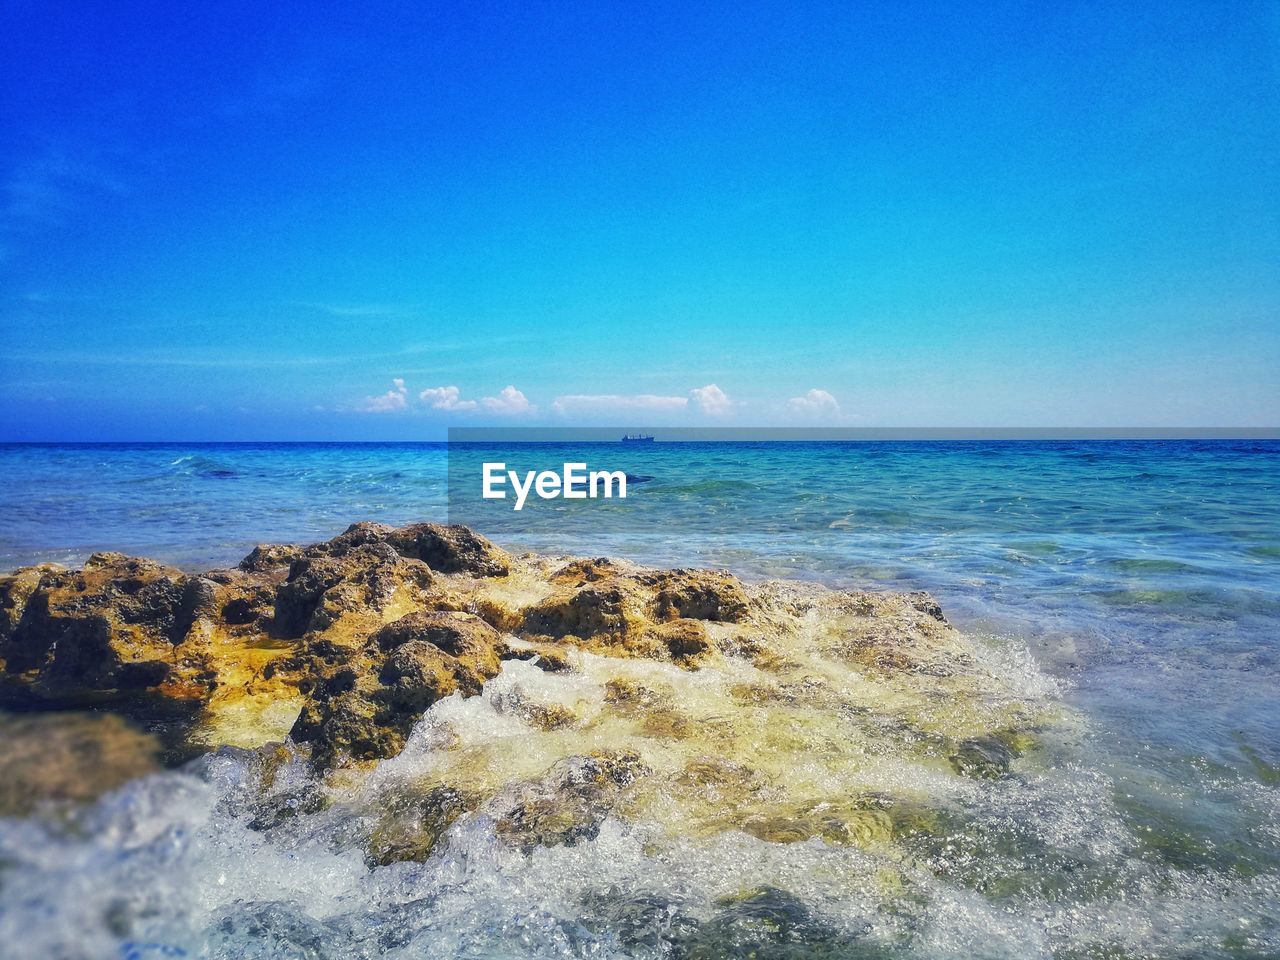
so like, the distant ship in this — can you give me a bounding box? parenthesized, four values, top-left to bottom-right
(621, 433, 655, 443)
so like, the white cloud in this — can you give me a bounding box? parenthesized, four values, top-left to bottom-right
(551, 385, 734, 416)
(481, 385, 534, 415)
(358, 378, 408, 413)
(552, 393, 690, 415)
(690, 383, 732, 416)
(788, 388, 840, 417)
(419, 385, 477, 411)
(418, 384, 533, 415)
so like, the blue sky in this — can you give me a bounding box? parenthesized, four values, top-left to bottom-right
(1, 1, 1277, 440)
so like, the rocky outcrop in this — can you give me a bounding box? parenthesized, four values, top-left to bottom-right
(0, 553, 220, 717)
(0, 524, 767, 765)
(287, 611, 504, 767)
(0, 523, 505, 759)
(518, 558, 747, 663)
(0, 522, 1032, 792)
(0, 519, 1062, 886)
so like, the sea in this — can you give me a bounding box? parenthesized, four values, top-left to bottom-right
(0, 439, 1277, 959)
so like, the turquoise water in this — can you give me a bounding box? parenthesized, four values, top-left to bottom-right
(1, 440, 1278, 957)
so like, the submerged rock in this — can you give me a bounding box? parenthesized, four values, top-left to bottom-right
(738, 795, 938, 848)
(681, 886, 851, 959)
(949, 729, 1035, 779)
(365, 784, 476, 866)
(0, 710, 161, 814)
(491, 751, 652, 851)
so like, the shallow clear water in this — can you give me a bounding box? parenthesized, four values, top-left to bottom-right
(1, 440, 1277, 958)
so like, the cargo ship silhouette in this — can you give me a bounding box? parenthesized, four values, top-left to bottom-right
(621, 433, 655, 443)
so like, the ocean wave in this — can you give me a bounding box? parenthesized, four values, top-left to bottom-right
(1, 647, 1274, 960)
(166, 455, 241, 479)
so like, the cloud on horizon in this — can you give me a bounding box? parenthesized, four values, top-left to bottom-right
(419, 385, 477, 411)
(690, 383, 733, 416)
(480, 385, 533, 414)
(788, 388, 840, 417)
(357, 378, 408, 413)
(358, 380, 839, 421)
(412, 383, 535, 415)
(551, 384, 735, 417)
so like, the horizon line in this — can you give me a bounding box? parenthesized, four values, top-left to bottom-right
(3, 427, 1278, 445)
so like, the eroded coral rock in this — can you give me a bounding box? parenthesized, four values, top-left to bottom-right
(519, 561, 749, 664)
(0, 525, 500, 758)
(0, 520, 1030, 807)
(385, 523, 512, 576)
(0, 553, 211, 713)
(286, 611, 504, 766)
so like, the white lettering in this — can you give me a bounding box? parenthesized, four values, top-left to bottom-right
(481, 463, 629, 510)
(590, 470, 628, 499)
(482, 462, 507, 499)
(562, 462, 587, 498)
(535, 470, 561, 499)
(510, 469, 536, 511)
